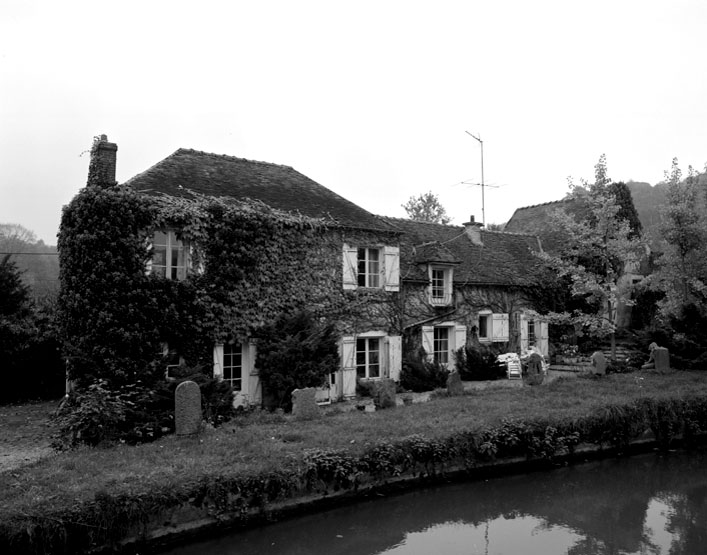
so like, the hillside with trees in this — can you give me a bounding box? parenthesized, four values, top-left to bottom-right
(0, 224, 59, 298)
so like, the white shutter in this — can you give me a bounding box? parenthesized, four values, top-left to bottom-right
(342, 244, 358, 290)
(538, 320, 549, 358)
(386, 335, 402, 381)
(383, 246, 400, 292)
(421, 326, 434, 362)
(492, 313, 510, 342)
(454, 325, 467, 351)
(341, 336, 357, 398)
(213, 344, 224, 379)
(452, 325, 467, 367)
(189, 243, 205, 275)
(246, 342, 261, 404)
(145, 236, 154, 275)
(520, 313, 529, 352)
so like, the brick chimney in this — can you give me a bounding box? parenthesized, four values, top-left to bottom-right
(463, 215, 484, 245)
(87, 134, 118, 188)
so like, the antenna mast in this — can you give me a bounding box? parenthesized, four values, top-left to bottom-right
(465, 131, 485, 226)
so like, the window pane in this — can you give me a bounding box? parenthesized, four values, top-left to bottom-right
(433, 328, 449, 365)
(479, 315, 488, 338)
(153, 231, 168, 246)
(223, 343, 243, 391)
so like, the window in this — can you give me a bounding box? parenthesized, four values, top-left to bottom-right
(433, 327, 450, 365)
(428, 266, 453, 306)
(356, 337, 380, 378)
(478, 313, 490, 340)
(421, 323, 466, 368)
(151, 231, 187, 280)
(343, 244, 399, 291)
(357, 247, 380, 288)
(528, 319, 536, 346)
(223, 343, 243, 391)
(478, 312, 509, 342)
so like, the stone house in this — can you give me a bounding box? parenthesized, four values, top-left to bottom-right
(80, 136, 404, 405)
(379, 216, 553, 365)
(69, 136, 554, 407)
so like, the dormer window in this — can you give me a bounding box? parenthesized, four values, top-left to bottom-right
(428, 265, 453, 306)
(150, 231, 187, 280)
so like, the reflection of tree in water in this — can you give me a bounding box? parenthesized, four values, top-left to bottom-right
(165, 450, 707, 555)
(662, 485, 707, 554)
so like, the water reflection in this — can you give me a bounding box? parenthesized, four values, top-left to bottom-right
(164, 449, 707, 555)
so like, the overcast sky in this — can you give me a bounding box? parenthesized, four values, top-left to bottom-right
(1, 0, 705, 244)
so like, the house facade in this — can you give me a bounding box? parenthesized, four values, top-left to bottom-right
(379, 216, 553, 366)
(62, 136, 553, 407)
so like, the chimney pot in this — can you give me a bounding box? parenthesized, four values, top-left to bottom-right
(463, 215, 484, 245)
(87, 134, 118, 188)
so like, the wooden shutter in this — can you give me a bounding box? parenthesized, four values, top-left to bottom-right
(538, 320, 549, 358)
(212, 344, 224, 379)
(386, 335, 402, 381)
(341, 336, 357, 398)
(342, 244, 358, 290)
(145, 236, 153, 275)
(383, 246, 400, 291)
(421, 326, 434, 362)
(519, 313, 529, 352)
(492, 313, 509, 342)
(452, 325, 467, 366)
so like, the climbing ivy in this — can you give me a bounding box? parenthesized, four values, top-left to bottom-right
(58, 185, 347, 389)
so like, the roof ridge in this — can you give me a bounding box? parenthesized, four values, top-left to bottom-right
(513, 198, 569, 211)
(378, 215, 461, 228)
(173, 148, 294, 170)
(482, 228, 540, 238)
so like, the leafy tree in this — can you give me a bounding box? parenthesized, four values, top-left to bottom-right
(542, 156, 644, 354)
(654, 159, 707, 319)
(402, 191, 451, 224)
(608, 182, 643, 239)
(0, 254, 32, 320)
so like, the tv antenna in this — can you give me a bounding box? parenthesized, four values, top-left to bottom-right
(464, 130, 495, 226)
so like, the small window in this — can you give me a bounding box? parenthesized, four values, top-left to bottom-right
(528, 320, 536, 346)
(356, 337, 381, 378)
(431, 268, 445, 298)
(357, 248, 381, 288)
(478, 313, 490, 340)
(433, 327, 450, 365)
(429, 266, 452, 306)
(152, 231, 187, 280)
(223, 343, 243, 391)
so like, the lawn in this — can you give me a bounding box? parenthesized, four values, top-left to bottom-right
(2, 370, 706, 523)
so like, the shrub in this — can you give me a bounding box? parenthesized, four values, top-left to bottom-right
(454, 345, 506, 381)
(54, 381, 128, 448)
(400, 358, 448, 392)
(255, 310, 339, 411)
(54, 369, 235, 448)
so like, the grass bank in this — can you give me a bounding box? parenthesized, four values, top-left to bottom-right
(2, 371, 707, 554)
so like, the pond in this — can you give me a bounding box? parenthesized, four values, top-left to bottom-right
(164, 449, 707, 555)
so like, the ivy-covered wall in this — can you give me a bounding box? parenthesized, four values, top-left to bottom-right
(58, 185, 400, 389)
(402, 280, 550, 357)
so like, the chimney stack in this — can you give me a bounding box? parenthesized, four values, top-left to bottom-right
(463, 215, 484, 245)
(87, 134, 118, 188)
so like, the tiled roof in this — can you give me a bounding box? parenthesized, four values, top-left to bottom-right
(505, 198, 586, 252)
(379, 217, 549, 287)
(125, 149, 391, 231)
